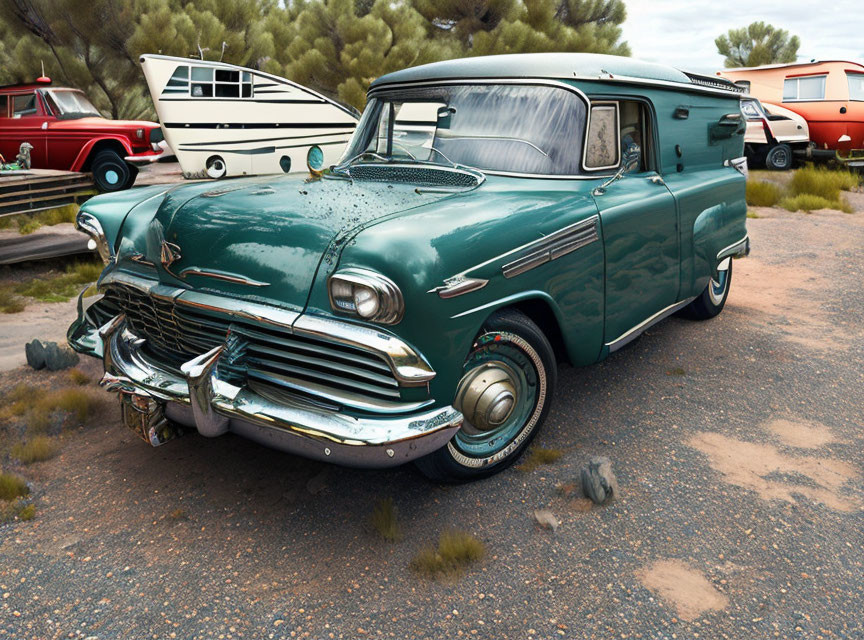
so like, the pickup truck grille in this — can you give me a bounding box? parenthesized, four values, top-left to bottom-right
(98, 284, 404, 408)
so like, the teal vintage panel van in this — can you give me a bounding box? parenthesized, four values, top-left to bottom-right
(68, 53, 749, 482)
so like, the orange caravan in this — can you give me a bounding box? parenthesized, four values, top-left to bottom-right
(719, 60, 864, 165)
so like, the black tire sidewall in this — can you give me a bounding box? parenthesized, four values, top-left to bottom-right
(765, 144, 792, 171)
(415, 309, 557, 483)
(91, 150, 131, 192)
(681, 260, 733, 320)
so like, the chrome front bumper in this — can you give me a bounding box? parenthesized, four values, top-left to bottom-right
(70, 309, 462, 468)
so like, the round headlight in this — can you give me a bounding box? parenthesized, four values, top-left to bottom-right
(328, 269, 403, 325)
(353, 286, 379, 318)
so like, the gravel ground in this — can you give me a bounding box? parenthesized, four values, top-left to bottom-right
(0, 205, 862, 640)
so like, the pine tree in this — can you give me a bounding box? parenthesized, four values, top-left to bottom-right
(715, 22, 800, 68)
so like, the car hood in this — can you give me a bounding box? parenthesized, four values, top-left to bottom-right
(111, 175, 457, 312)
(47, 117, 159, 131)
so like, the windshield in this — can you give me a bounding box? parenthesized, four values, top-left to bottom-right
(338, 84, 587, 176)
(44, 90, 101, 118)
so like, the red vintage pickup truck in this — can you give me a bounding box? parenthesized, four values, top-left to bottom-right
(0, 77, 164, 191)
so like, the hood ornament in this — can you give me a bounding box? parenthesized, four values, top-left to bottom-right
(160, 241, 182, 269)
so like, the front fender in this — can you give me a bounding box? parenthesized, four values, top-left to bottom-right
(71, 136, 134, 171)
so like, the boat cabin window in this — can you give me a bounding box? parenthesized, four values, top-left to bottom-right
(164, 65, 253, 99)
(783, 75, 826, 102)
(12, 93, 38, 118)
(848, 73, 864, 101)
(584, 100, 653, 174)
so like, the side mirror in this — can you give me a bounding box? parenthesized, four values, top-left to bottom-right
(593, 143, 641, 196)
(622, 143, 641, 172)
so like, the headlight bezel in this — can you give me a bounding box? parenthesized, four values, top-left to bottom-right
(327, 268, 404, 325)
(76, 211, 112, 264)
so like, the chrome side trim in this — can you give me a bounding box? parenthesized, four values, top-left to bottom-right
(717, 235, 750, 260)
(502, 216, 599, 278)
(606, 297, 696, 353)
(428, 276, 489, 299)
(178, 267, 270, 288)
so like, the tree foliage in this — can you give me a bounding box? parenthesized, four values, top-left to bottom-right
(715, 21, 800, 68)
(0, 0, 631, 118)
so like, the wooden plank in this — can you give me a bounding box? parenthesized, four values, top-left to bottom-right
(0, 179, 94, 202)
(0, 230, 92, 265)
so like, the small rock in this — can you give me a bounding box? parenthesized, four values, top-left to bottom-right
(533, 509, 559, 532)
(580, 456, 618, 504)
(25, 340, 79, 371)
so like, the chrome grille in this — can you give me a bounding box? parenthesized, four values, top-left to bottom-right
(98, 284, 404, 408)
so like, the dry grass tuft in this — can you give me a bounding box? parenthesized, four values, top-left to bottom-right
(2, 386, 93, 435)
(4, 204, 79, 235)
(0, 285, 26, 314)
(517, 447, 564, 472)
(411, 530, 485, 578)
(779, 193, 852, 213)
(666, 366, 686, 376)
(789, 166, 859, 200)
(13, 260, 103, 303)
(746, 180, 783, 207)
(746, 210, 761, 219)
(67, 369, 90, 386)
(0, 472, 30, 501)
(12, 436, 60, 464)
(0, 499, 35, 523)
(371, 497, 403, 542)
(17, 503, 35, 521)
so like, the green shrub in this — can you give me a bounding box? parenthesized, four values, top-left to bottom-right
(788, 166, 860, 201)
(0, 472, 29, 501)
(745, 180, 783, 207)
(779, 194, 852, 213)
(12, 436, 60, 464)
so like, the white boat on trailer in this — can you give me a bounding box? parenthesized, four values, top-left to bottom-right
(140, 54, 358, 179)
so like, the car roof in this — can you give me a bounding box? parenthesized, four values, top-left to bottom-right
(369, 53, 741, 95)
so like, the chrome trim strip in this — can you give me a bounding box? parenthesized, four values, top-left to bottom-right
(606, 297, 696, 353)
(717, 235, 750, 260)
(428, 276, 489, 299)
(502, 216, 599, 278)
(178, 267, 270, 288)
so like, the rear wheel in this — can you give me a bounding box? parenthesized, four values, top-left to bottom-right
(680, 259, 732, 320)
(765, 144, 792, 171)
(415, 310, 557, 483)
(91, 150, 131, 192)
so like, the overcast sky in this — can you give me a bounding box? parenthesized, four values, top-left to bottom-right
(620, 0, 864, 74)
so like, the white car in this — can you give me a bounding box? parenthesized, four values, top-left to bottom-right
(741, 97, 810, 170)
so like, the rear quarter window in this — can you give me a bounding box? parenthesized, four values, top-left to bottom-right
(0, 95, 7, 117)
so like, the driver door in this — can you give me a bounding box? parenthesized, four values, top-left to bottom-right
(587, 100, 680, 348)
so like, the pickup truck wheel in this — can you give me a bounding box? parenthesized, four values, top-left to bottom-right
(765, 144, 792, 171)
(414, 310, 557, 483)
(123, 164, 139, 189)
(91, 150, 131, 192)
(680, 259, 732, 320)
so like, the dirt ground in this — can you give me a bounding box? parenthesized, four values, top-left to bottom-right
(0, 203, 863, 639)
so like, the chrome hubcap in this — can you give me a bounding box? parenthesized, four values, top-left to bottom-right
(454, 361, 518, 434)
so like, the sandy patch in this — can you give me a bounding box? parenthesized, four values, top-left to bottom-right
(763, 417, 839, 449)
(688, 431, 860, 512)
(637, 559, 728, 621)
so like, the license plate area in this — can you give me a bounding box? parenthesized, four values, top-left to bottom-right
(119, 393, 179, 446)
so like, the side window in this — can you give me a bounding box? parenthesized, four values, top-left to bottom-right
(0, 95, 7, 118)
(584, 100, 653, 173)
(12, 93, 37, 118)
(848, 73, 864, 101)
(584, 103, 620, 170)
(167, 66, 254, 99)
(783, 75, 826, 101)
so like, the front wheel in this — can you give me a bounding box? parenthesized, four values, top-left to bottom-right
(680, 259, 732, 320)
(91, 150, 132, 192)
(414, 310, 557, 483)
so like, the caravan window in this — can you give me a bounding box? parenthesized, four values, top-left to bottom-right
(848, 73, 864, 101)
(163, 65, 253, 99)
(783, 75, 826, 101)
